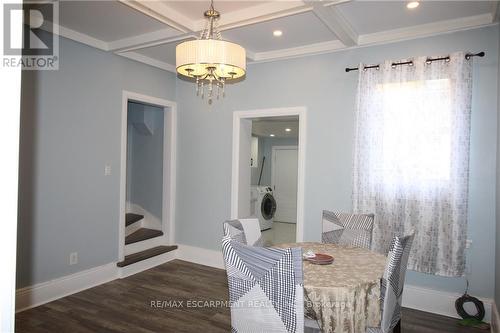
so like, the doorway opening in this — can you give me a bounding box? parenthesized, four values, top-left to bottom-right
(119, 92, 177, 265)
(231, 107, 306, 244)
(126, 101, 164, 234)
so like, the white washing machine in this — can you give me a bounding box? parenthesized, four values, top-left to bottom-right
(250, 185, 277, 231)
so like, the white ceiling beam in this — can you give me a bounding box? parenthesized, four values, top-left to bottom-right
(114, 1, 312, 54)
(358, 13, 494, 46)
(119, 0, 195, 33)
(308, 1, 358, 47)
(251, 40, 345, 63)
(44, 22, 110, 51)
(193, 1, 311, 32)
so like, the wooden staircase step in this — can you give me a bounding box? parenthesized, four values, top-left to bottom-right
(125, 228, 163, 245)
(117, 245, 178, 267)
(126, 213, 144, 227)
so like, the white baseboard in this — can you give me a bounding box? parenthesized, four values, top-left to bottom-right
(15, 242, 495, 327)
(16, 263, 117, 312)
(16, 249, 178, 312)
(177, 244, 224, 269)
(402, 284, 493, 323)
(492, 302, 500, 333)
(175, 244, 495, 323)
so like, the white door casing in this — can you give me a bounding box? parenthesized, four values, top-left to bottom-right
(271, 146, 298, 223)
(238, 119, 252, 218)
(119, 91, 177, 262)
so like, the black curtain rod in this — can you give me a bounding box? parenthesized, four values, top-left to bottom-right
(345, 52, 485, 73)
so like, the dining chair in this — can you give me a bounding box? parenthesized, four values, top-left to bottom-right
(366, 233, 415, 333)
(321, 210, 375, 249)
(221, 230, 304, 332)
(224, 218, 264, 246)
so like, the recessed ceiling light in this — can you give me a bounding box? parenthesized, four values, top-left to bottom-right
(285, 128, 291, 132)
(406, 1, 419, 9)
(270, 134, 275, 137)
(273, 30, 283, 37)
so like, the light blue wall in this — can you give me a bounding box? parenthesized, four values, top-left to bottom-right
(127, 102, 164, 220)
(251, 137, 299, 186)
(176, 26, 499, 299)
(17, 33, 176, 288)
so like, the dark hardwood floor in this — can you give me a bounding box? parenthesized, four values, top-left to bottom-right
(16, 260, 485, 333)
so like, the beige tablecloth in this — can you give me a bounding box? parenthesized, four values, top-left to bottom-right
(276, 242, 386, 333)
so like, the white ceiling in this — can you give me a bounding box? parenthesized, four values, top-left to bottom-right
(337, 1, 495, 34)
(59, 1, 170, 42)
(166, 1, 273, 20)
(223, 11, 337, 52)
(252, 118, 299, 138)
(54, 0, 499, 72)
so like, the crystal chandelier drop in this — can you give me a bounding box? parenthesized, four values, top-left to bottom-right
(176, 0, 246, 104)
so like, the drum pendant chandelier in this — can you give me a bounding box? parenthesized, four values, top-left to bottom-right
(176, 0, 246, 104)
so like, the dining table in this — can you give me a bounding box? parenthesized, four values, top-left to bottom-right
(275, 242, 387, 333)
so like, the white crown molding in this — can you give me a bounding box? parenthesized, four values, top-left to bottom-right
(50, 23, 109, 51)
(358, 13, 495, 46)
(118, 0, 194, 33)
(49, 5, 496, 76)
(246, 48, 257, 62)
(251, 40, 345, 63)
(115, 33, 196, 53)
(108, 28, 186, 52)
(117, 51, 176, 73)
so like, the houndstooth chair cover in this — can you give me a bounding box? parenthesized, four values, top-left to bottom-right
(224, 219, 264, 247)
(367, 234, 414, 333)
(224, 220, 248, 244)
(321, 211, 375, 249)
(222, 224, 304, 333)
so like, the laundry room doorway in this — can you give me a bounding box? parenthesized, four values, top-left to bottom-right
(231, 107, 306, 244)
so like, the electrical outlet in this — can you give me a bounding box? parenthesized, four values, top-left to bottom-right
(69, 252, 78, 265)
(104, 164, 112, 176)
(466, 239, 472, 249)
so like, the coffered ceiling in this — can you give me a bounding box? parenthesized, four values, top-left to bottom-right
(55, 0, 500, 73)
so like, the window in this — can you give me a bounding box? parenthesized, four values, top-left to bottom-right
(377, 79, 452, 186)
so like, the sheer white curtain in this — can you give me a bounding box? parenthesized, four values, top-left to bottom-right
(353, 52, 472, 277)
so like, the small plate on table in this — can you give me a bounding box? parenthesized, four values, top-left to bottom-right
(305, 253, 334, 265)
